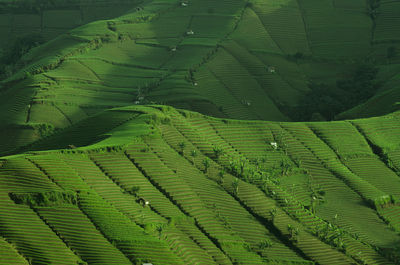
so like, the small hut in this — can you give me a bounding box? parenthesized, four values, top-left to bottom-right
(138, 197, 150, 207)
(267, 66, 276, 73)
(241, 99, 251, 106)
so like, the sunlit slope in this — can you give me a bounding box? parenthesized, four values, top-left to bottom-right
(2, 0, 400, 154)
(0, 105, 399, 264)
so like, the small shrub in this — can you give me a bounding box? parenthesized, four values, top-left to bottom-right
(258, 239, 273, 250)
(213, 146, 224, 159)
(287, 224, 299, 242)
(202, 157, 211, 172)
(232, 178, 239, 195)
(270, 208, 277, 221)
(245, 2, 253, 8)
(24, 71, 32, 78)
(217, 169, 225, 185)
(130, 186, 140, 197)
(32, 123, 56, 138)
(279, 158, 293, 176)
(178, 141, 186, 154)
(190, 150, 197, 165)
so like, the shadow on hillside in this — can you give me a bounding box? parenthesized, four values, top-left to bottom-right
(0, 0, 248, 154)
(1, 0, 399, 152)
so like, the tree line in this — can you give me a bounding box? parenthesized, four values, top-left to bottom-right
(0, 33, 44, 79)
(290, 64, 381, 121)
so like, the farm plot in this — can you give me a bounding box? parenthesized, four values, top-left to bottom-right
(11, 14, 41, 37)
(0, 195, 82, 265)
(76, 40, 172, 69)
(125, 142, 266, 264)
(230, 8, 281, 53)
(78, 191, 184, 265)
(43, 10, 82, 29)
(246, 50, 308, 106)
(26, 109, 138, 151)
(333, 0, 367, 10)
(77, 59, 167, 87)
(193, 59, 260, 120)
(189, 15, 237, 39)
(0, 158, 58, 193)
(251, 0, 310, 54)
(205, 48, 287, 121)
(36, 206, 132, 265)
(162, 45, 214, 69)
(374, 1, 400, 43)
(308, 121, 372, 158)
(0, 235, 28, 265)
(280, 123, 400, 247)
(0, 105, 400, 264)
(298, 0, 371, 59)
(90, 152, 229, 265)
(117, 15, 192, 39)
(166, 113, 366, 265)
(343, 156, 400, 199)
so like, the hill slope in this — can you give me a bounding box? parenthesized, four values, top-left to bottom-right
(1, 0, 400, 264)
(1, 105, 400, 264)
(1, 0, 400, 153)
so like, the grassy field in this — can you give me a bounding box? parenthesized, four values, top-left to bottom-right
(0, 105, 399, 264)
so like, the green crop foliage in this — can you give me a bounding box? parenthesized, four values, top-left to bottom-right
(130, 186, 140, 197)
(213, 146, 224, 160)
(10, 191, 77, 207)
(202, 157, 211, 173)
(0, 106, 399, 264)
(0, 0, 400, 263)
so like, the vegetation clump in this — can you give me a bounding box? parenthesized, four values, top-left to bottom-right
(9, 191, 77, 207)
(293, 64, 381, 121)
(213, 146, 224, 160)
(0, 33, 44, 79)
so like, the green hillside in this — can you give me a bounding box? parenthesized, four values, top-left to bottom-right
(1, 105, 400, 264)
(0, 0, 143, 84)
(1, 0, 400, 153)
(1, 0, 400, 264)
